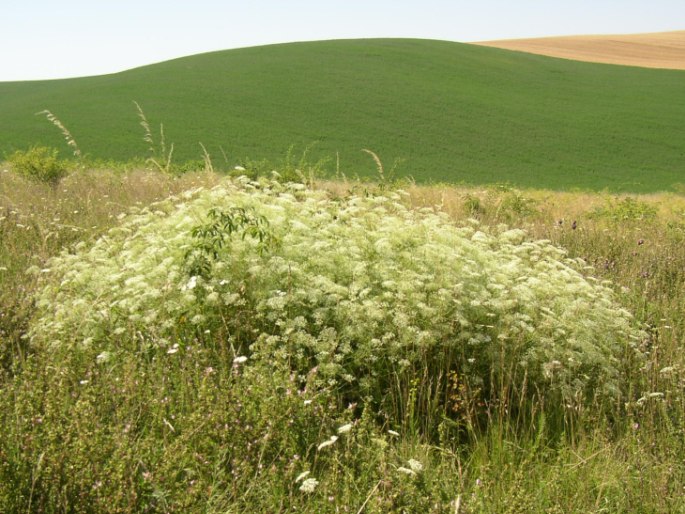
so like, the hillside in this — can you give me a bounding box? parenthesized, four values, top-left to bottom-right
(475, 31, 685, 70)
(1, 38, 684, 192)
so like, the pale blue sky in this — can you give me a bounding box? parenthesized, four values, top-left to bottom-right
(2, 0, 684, 81)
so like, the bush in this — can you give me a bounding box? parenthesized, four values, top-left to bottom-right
(29, 177, 644, 436)
(7, 146, 70, 185)
(591, 196, 658, 222)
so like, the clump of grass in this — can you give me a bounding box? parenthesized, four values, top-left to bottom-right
(199, 142, 214, 174)
(227, 145, 327, 185)
(362, 148, 385, 182)
(361, 148, 406, 189)
(134, 101, 175, 174)
(590, 196, 658, 222)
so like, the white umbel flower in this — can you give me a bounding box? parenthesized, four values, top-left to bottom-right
(337, 423, 353, 434)
(397, 467, 416, 476)
(299, 477, 319, 493)
(295, 471, 310, 483)
(317, 435, 338, 450)
(408, 459, 424, 473)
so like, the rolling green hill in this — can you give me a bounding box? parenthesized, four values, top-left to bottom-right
(1, 38, 684, 192)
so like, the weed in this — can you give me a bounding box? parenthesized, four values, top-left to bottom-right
(199, 142, 214, 174)
(463, 193, 486, 217)
(6, 146, 69, 185)
(35, 110, 81, 159)
(134, 101, 175, 174)
(591, 196, 658, 222)
(29, 178, 642, 441)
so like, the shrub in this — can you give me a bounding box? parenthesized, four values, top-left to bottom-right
(7, 146, 69, 185)
(29, 178, 644, 436)
(591, 196, 658, 222)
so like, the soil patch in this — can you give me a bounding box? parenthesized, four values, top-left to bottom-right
(475, 31, 685, 70)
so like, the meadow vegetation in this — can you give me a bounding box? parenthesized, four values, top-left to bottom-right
(1, 160, 685, 512)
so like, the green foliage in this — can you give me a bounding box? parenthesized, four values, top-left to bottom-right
(590, 196, 658, 222)
(7, 146, 69, 185)
(463, 193, 485, 217)
(185, 206, 273, 277)
(1, 40, 684, 191)
(30, 178, 643, 439)
(0, 341, 344, 512)
(227, 145, 327, 184)
(494, 189, 538, 221)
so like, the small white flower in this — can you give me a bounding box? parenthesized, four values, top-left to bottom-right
(637, 392, 665, 405)
(167, 344, 180, 354)
(233, 355, 248, 364)
(303, 399, 313, 406)
(407, 459, 424, 473)
(317, 435, 338, 450)
(299, 477, 319, 493)
(79, 379, 89, 385)
(337, 423, 353, 434)
(387, 430, 400, 437)
(186, 276, 198, 290)
(295, 471, 310, 483)
(96, 351, 112, 364)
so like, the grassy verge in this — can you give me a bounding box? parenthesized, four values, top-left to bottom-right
(1, 165, 685, 512)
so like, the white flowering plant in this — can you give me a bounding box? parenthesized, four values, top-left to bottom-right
(29, 177, 643, 433)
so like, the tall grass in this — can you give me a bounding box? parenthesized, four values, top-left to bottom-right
(35, 110, 82, 159)
(1, 165, 685, 512)
(134, 101, 175, 174)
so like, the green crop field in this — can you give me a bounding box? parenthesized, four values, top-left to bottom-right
(1, 39, 684, 192)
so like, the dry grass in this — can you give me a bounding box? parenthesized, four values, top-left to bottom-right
(318, 179, 685, 225)
(35, 110, 82, 158)
(474, 30, 685, 70)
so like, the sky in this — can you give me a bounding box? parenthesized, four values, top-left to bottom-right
(2, 0, 684, 81)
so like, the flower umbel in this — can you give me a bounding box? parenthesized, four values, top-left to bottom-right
(299, 477, 319, 493)
(317, 435, 338, 451)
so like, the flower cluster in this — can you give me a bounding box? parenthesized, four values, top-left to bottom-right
(30, 177, 643, 413)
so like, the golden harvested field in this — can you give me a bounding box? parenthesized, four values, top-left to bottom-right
(475, 30, 685, 69)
